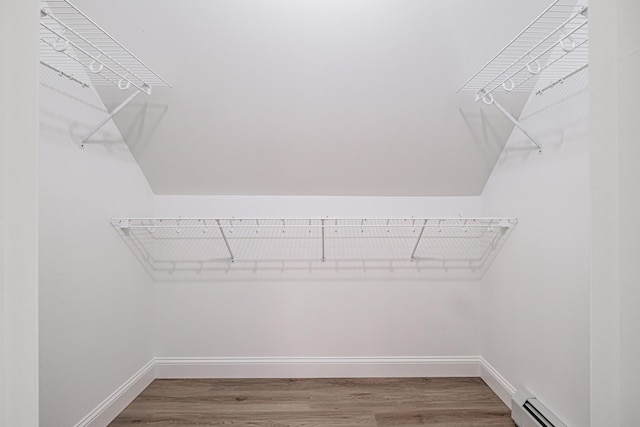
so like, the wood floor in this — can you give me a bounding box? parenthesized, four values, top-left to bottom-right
(109, 377, 515, 426)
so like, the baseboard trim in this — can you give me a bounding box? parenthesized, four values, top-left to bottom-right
(154, 356, 481, 379)
(74, 359, 156, 427)
(479, 357, 516, 408)
(75, 356, 516, 425)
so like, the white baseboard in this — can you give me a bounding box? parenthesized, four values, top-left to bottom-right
(75, 356, 515, 426)
(479, 357, 516, 408)
(74, 359, 155, 427)
(154, 356, 481, 379)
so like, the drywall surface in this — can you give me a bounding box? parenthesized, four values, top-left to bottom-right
(38, 68, 155, 425)
(617, 1, 640, 423)
(154, 195, 481, 219)
(74, 0, 548, 197)
(0, 0, 40, 425)
(481, 70, 590, 424)
(589, 0, 620, 424)
(590, 0, 640, 424)
(153, 196, 484, 363)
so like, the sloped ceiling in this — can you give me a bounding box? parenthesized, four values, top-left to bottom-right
(75, 0, 551, 196)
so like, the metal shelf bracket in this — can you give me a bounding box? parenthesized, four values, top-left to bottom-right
(80, 88, 144, 147)
(477, 91, 543, 153)
(216, 219, 235, 262)
(458, 1, 589, 154)
(40, 0, 171, 148)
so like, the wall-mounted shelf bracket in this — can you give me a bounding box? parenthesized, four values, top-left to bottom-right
(458, 1, 589, 155)
(40, 0, 171, 147)
(40, 60, 89, 88)
(215, 219, 235, 262)
(410, 219, 428, 261)
(498, 219, 512, 228)
(477, 90, 543, 153)
(321, 219, 326, 262)
(80, 88, 144, 147)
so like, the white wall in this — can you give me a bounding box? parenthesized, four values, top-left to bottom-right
(617, 1, 640, 422)
(153, 196, 484, 367)
(590, 0, 640, 424)
(480, 70, 590, 424)
(154, 195, 480, 219)
(38, 67, 155, 424)
(589, 0, 619, 424)
(0, 0, 40, 425)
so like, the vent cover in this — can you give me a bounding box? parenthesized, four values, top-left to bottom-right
(511, 389, 566, 427)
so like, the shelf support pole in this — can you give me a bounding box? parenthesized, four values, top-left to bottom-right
(410, 219, 427, 261)
(215, 219, 235, 262)
(484, 94, 542, 152)
(80, 88, 143, 147)
(321, 219, 325, 262)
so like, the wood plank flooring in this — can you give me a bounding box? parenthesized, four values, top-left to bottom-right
(109, 377, 515, 426)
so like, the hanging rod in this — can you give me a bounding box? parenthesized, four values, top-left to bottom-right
(39, 0, 171, 146)
(457, 1, 588, 152)
(40, 60, 89, 88)
(535, 63, 588, 95)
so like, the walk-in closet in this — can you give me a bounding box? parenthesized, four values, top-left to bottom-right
(1, 0, 638, 426)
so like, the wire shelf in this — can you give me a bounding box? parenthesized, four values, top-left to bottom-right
(40, 0, 171, 94)
(457, 1, 588, 99)
(111, 217, 518, 274)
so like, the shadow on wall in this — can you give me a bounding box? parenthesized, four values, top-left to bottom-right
(507, 67, 588, 153)
(475, 67, 589, 166)
(458, 106, 509, 169)
(39, 64, 168, 150)
(457, 1, 588, 170)
(93, 83, 169, 157)
(110, 218, 517, 282)
(39, 66, 113, 145)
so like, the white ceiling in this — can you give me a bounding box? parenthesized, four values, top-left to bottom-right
(75, 0, 551, 196)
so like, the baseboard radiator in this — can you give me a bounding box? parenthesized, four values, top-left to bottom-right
(511, 389, 566, 427)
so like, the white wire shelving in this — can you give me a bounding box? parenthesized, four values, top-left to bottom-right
(40, 0, 171, 145)
(111, 217, 518, 279)
(457, 0, 589, 152)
